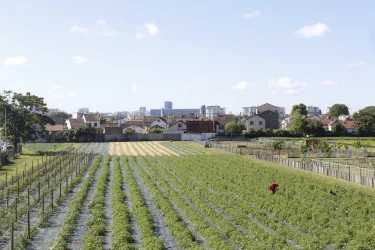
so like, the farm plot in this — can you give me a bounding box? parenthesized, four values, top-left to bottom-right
(108, 142, 181, 156)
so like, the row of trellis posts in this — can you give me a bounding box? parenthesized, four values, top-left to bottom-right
(197, 140, 375, 188)
(0, 147, 93, 249)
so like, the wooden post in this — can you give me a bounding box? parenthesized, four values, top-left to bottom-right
(15, 198, 18, 221)
(42, 197, 44, 213)
(7, 189, 9, 206)
(23, 170, 25, 181)
(28, 210, 31, 239)
(11, 222, 14, 250)
(51, 189, 54, 209)
(24, 163, 26, 174)
(38, 182, 41, 200)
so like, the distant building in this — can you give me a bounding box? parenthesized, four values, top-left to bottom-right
(164, 101, 173, 110)
(139, 107, 147, 116)
(78, 108, 90, 114)
(201, 105, 206, 118)
(307, 106, 322, 115)
(47, 108, 61, 115)
(326, 107, 331, 114)
(150, 109, 162, 116)
(242, 106, 257, 116)
(151, 108, 200, 117)
(205, 105, 226, 118)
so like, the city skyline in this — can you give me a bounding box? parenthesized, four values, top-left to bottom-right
(1, 1, 373, 114)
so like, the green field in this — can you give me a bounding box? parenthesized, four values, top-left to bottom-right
(2, 142, 375, 249)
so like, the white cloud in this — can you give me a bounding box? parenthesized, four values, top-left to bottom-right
(132, 84, 138, 91)
(73, 56, 88, 64)
(286, 89, 301, 95)
(184, 86, 189, 91)
(144, 23, 160, 36)
(319, 80, 347, 86)
(70, 20, 119, 37)
(243, 10, 263, 19)
(4, 57, 27, 66)
(135, 32, 144, 40)
(345, 60, 366, 68)
(294, 22, 331, 38)
(49, 84, 64, 90)
(268, 77, 307, 89)
(232, 81, 256, 90)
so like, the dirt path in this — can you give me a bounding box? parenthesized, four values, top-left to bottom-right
(66, 157, 104, 250)
(127, 158, 178, 249)
(102, 156, 114, 249)
(119, 157, 141, 249)
(26, 157, 96, 250)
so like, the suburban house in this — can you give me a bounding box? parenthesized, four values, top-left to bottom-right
(186, 120, 217, 133)
(256, 103, 278, 114)
(66, 118, 86, 129)
(245, 114, 266, 131)
(281, 117, 293, 130)
(258, 110, 279, 130)
(214, 114, 235, 135)
(167, 120, 187, 134)
(83, 114, 100, 128)
(149, 117, 168, 129)
(328, 120, 357, 133)
(321, 120, 333, 131)
(123, 121, 147, 134)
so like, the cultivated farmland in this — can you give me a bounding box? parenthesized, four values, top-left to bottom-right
(0, 142, 375, 249)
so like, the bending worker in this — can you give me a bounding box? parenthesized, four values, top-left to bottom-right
(269, 183, 279, 194)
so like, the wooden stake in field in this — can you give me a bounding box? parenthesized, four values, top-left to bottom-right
(28, 210, 31, 239)
(11, 222, 14, 250)
(51, 189, 54, 209)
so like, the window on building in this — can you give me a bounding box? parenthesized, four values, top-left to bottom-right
(250, 121, 254, 125)
(157, 119, 160, 122)
(178, 124, 182, 128)
(94, 123, 97, 127)
(259, 121, 263, 125)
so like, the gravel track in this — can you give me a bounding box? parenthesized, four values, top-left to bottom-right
(102, 156, 114, 249)
(127, 157, 178, 250)
(26, 156, 96, 250)
(119, 157, 141, 249)
(66, 157, 104, 250)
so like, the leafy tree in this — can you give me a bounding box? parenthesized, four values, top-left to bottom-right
(124, 128, 133, 134)
(353, 106, 375, 135)
(49, 111, 71, 120)
(0, 91, 55, 152)
(306, 119, 326, 136)
(331, 122, 345, 136)
(271, 140, 284, 157)
(100, 116, 107, 124)
(148, 128, 164, 134)
(225, 121, 246, 136)
(328, 104, 349, 118)
(289, 115, 309, 134)
(290, 103, 307, 117)
(316, 141, 332, 158)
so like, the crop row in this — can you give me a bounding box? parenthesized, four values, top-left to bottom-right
(11, 151, 95, 249)
(111, 156, 135, 250)
(131, 156, 201, 249)
(0, 152, 91, 239)
(154, 156, 309, 249)
(122, 156, 164, 249)
(81, 155, 111, 249)
(159, 155, 375, 249)
(51, 155, 103, 249)
(138, 156, 266, 250)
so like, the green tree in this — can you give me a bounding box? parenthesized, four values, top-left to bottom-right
(148, 127, 164, 134)
(289, 115, 309, 134)
(290, 103, 307, 117)
(328, 104, 349, 118)
(306, 119, 326, 136)
(49, 111, 71, 120)
(0, 91, 55, 152)
(331, 122, 346, 136)
(100, 116, 107, 124)
(353, 106, 375, 135)
(225, 121, 246, 136)
(124, 128, 133, 134)
(271, 140, 284, 157)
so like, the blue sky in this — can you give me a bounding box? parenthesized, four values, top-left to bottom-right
(0, 0, 374, 114)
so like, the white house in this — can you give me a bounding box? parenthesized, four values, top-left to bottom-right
(150, 118, 168, 129)
(281, 117, 293, 130)
(168, 120, 186, 132)
(245, 115, 266, 131)
(126, 125, 147, 134)
(83, 114, 100, 128)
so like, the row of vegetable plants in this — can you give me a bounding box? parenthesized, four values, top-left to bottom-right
(50, 155, 103, 249)
(154, 156, 311, 249)
(111, 156, 135, 250)
(12, 151, 95, 249)
(81, 155, 111, 249)
(141, 156, 270, 250)
(158, 155, 375, 249)
(131, 156, 201, 249)
(121, 156, 164, 249)
(0, 151, 91, 239)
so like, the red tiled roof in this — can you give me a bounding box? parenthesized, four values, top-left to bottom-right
(341, 121, 356, 129)
(45, 124, 64, 131)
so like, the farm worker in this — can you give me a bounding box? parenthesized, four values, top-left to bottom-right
(269, 183, 279, 194)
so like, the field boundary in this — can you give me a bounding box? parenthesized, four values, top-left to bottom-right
(255, 154, 375, 188)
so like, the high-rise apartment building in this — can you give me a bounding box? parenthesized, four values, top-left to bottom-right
(164, 101, 173, 110)
(139, 107, 147, 116)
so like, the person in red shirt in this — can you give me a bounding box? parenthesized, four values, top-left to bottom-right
(269, 183, 279, 194)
